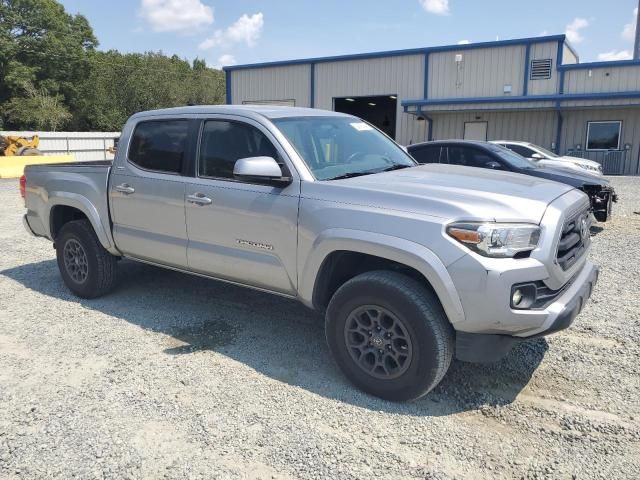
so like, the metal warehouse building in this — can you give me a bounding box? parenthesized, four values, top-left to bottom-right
(224, 34, 640, 175)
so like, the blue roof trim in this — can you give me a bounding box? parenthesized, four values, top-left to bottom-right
(223, 34, 568, 72)
(558, 59, 640, 70)
(401, 90, 640, 107)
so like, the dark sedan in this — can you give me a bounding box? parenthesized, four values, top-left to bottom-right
(407, 140, 617, 222)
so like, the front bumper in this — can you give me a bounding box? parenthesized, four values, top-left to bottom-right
(455, 262, 599, 363)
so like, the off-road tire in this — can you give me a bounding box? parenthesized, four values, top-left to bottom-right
(326, 270, 454, 401)
(55, 220, 117, 298)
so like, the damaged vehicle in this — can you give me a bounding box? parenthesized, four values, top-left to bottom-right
(22, 106, 599, 401)
(408, 140, 617, 222)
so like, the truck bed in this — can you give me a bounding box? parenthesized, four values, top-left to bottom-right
(24, 160, 115, 249)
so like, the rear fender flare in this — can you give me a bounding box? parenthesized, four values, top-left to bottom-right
(46, 192, 118, 254)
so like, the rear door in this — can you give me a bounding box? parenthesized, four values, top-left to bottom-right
(109, 118, 197, 268)
(184, 116, 300, 294)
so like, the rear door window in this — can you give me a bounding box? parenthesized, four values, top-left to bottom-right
(410, 146, 442, 164)
(448, 146, 498, 168)
(128, 120, 189, 174)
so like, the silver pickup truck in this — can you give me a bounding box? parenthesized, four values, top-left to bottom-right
(23, 106, 598, 401)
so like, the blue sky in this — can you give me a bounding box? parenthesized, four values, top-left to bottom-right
(58, 0, 639, 68)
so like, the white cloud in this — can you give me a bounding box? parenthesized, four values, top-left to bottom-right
(537, 30, 549, 37)
(598, 50, 633, 61)
(139, 0, 214, 32)
(216, 54, 237, 68)
(457, 39, 470, 45)
(199, 13, 264, 49)
(622, 8, 638, 41)
(565, 17, 589, 44)
(418, 0, 449, 16)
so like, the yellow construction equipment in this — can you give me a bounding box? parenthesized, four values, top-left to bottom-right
(0, 135, 42, 156)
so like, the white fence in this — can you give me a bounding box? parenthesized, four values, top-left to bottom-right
(1, 131, 120, 161)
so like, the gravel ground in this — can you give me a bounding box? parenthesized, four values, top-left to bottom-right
(1, 177, 639, 480)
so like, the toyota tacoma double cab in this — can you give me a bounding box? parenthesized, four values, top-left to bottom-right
(22, 106, 598, 401)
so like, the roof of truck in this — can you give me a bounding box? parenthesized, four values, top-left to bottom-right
(131, 105, 350, 120)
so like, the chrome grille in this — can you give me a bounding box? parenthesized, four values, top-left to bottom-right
(557, 209, 591, 271)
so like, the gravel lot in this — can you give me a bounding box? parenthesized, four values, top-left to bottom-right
(1, 177, 639, 479)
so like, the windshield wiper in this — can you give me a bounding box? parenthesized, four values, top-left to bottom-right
(328, 164, 413, 181)
(327, 171, 373, 180)
(378, 164, 413, 173)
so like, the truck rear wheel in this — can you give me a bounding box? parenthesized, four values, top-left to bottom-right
(55, 220, 117, 298)
(325, 271, 454, 401)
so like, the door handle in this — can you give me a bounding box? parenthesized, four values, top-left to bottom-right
(187, 193, 213, 206)
(114, 183, 135, 195)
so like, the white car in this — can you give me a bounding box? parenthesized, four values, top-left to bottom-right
(491, 141, 603, 176)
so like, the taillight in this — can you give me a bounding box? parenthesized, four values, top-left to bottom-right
(19, 175, 26, 204)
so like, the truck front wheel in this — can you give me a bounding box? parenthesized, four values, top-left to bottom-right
(325, 271, 454, 401)
(55, 220, 117, 299)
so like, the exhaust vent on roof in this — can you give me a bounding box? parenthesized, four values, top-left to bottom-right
(530, 59, 552, 80)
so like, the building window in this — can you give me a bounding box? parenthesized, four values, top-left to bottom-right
(586, 121, 622, 150)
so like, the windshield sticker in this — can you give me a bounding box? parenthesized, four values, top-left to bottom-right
(350, 122, 373, 132)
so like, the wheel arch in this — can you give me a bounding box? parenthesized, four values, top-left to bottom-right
(47, 193, 114, 252)
(300, 229, 466, 327)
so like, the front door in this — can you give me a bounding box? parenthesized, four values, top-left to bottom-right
(109, 119, 193, 268)
(185, 117, 299, 294)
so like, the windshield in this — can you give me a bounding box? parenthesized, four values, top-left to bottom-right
(487, 144, 538, 169)
(531, 144, 559, 158)
(272, 116, 416, 180)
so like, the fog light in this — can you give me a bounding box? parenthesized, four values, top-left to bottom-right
(512, 289, 523, 306)
(510, 283, 538, 309)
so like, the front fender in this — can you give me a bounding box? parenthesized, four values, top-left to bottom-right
(299, 228, 466, 327)
(46, 192, 118, 255)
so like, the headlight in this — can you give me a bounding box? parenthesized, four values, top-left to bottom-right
(447, 222, 541, 258)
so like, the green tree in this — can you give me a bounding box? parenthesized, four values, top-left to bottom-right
(4, 80, 71, 130)
(0, 0, 97, 129)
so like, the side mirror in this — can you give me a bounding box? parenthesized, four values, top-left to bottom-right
(485, 161, 502, 170)
(531, 153, 544, 160)
(233, 156, 292, 186)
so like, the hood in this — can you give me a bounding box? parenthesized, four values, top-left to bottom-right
(526, 164, 609, 187)
(561, 155, 601, 168)
(303, 164, 575, 224)
(537, 159, 603, 178)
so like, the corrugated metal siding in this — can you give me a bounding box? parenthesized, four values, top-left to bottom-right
(560, 108, 640, 175)
(562, 44, 578, 65)
(431, 111, 557, 148)
(314, 55, 426, 145)
(231, 64, 311, 107)
(528, 42, 560, 95)
(564, 65, 640, 94)
(428, 46, 526, 99)
(1, 131, 119, 161)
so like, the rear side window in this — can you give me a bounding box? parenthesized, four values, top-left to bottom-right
(505, 144, 535, 158)
(448, 146, 497, 168)
(198, 120, 278, 179)
(410, 146, 441, 164)
(128, 120, 189, 174)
